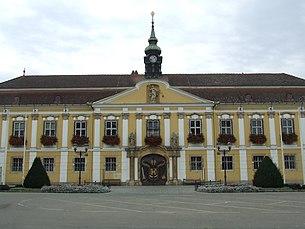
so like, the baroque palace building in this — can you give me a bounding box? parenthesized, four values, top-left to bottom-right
(1, 14, 305, 186)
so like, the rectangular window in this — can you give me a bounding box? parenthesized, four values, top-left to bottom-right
(189, 120, 202, 135)
(190, 156, 202, 171)
(250, 119, 264, 135)
(253, 155, 264, 170)
(43, 158, 54, 172)
(105, 120, 118, 136)
(13, 121, 25, 137)
(221, 156, 233, 170)
(74, 158, 85, 172)
(105, 157, 117, 171)
(220, 119, 232, 134)
(281, 118, 294, 134)
(12, 158, 23, 172)
(43, 121, 56, 136)
(146, 120, 160, 136)
(74, 121, 87, 136)
(284, 155, 296, 169)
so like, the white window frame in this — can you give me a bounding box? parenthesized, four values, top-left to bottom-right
(12, 157, 23, 172)
(281, 118, 295, 134)
(252, 155, 264, 170)
(284, 155, 296, 170)
(74, 157, 86, 172)
(250, 119, 264, 135)
(43, 121, 56, 137)
(221, 156, 233, 170)
(13, 121, 25, 137)
(105, 120, 118, 136)
(219, 119, 233, 135)
(105, 157, 117, 171)
(146, 119, 160, 137)
(43, 158, 55, 172)
(189, 119, 202, 135)
(74, 120, 87, 136)
(190, 156, 202, 171)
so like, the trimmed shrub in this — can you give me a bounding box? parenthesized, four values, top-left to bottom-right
(0, 184, 10, 190)
(23, 157, 50, 188)
(253, 156, 284, 188)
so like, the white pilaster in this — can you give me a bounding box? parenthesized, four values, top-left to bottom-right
(136, 109, 142, 147)
(122, 110, 129, 147)
(1, 118, 8, 149)
(62, 113, 69, 148)
(206, 112, 213, 147)
(238, 112, 248, 181)
(268, 111, 278, 165)
(93, 113, 101, 149)
(30, 114, 38, 148)
(178, 150, 186, 180)
(59, 151, 68, 183)
(299, 111, 305, 184)
(92, 151, 101, 182)
(0, 114, 8, 184)
(177, 109, 186, 180)
(121, 150, 129, 182)
(164, 108, 170, 146)
(169, 157, 173, 179)
(207, 150, 215, 181)
(29, 151, 37, 168)
(134, 157, 139, 181)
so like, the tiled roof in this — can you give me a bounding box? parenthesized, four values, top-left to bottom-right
(0, 73, 305, 105)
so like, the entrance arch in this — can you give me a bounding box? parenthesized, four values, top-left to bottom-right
(140, 154, 167, 185)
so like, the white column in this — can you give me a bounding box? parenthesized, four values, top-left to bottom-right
(299, 110, 305, 184)
(134, 157, 138, 181)
(177, 109, 186, 180)
(268, 111, 278, 165)
(206, 111, 215, 181)
(30, 113, 38, 149)
(136, 110, 142, 147)
(92, 151, 101, 182)
(121, 111, 129, 182)
(0, 113, 8, 184)
(169, 157, 173, 179)
(238, 111, 248, 182)
(164, 109, 171, 146)
(59, 151, 68, 183)
(29, 152, 37, 169)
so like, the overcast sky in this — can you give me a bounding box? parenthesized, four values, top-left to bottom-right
(0, 0, 305, 83)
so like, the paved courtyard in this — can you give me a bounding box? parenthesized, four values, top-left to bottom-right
(1, 186, 305, 229)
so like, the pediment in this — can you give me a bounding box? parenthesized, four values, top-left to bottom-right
(92, 80, 214, 107)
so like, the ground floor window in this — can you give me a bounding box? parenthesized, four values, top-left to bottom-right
(284, 155, 296, 169)
(221, 156, 233, 170)
(12, 158, 23, 172)
(253, 155, 264, 170)
(43, 158, 54, 172)
(190, 156, 202, 171)
(74, 158, 85, 172)
(105, 157, 116, 171)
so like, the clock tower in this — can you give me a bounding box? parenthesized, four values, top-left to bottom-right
(144, 12, 162, 79)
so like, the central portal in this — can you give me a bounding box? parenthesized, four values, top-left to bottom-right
(141, 154, 167, 185)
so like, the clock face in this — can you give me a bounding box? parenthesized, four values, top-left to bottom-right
(149, 55, 157, 63)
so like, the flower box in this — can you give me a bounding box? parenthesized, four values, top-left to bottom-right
(249, 134, 267, 145)
(187, 133, 204, 144)
(144, 136, 162, 146)
(282, 133, 298, 145)
(217, 134, 236, 145)
(71, 135, 89, 146)
(102, 135, 120, 146)
(9, 136, 26, 147)
(40, 135, 58, 146)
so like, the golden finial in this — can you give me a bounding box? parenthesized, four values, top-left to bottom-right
(151, 11, 155, 22)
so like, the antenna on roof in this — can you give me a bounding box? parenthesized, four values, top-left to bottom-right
(23, 68, 26, 76)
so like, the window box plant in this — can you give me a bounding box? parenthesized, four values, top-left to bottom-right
(187, 133, 204, 144)
(9, 135, 26, 147)
(282, 133, 298, 145)
(71, 135, 89, 146)
(217, 134, 236, 145)
(145, 135, 162, 146)
(249, 134, 267, 145)
(40, 135, 58, 146)
(102, 135, 120, 146)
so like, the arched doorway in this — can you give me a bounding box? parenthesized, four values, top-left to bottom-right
(140, 154, 167, 185)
